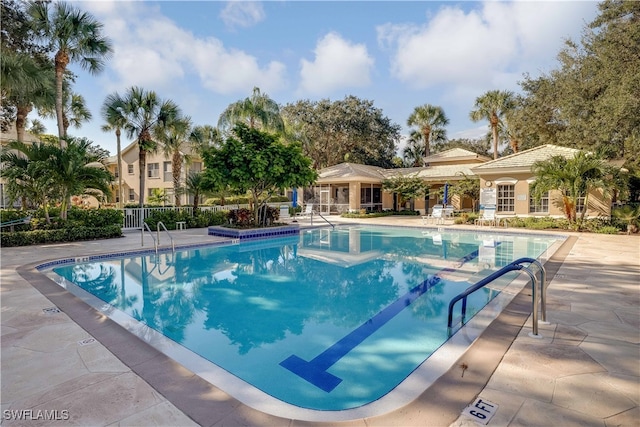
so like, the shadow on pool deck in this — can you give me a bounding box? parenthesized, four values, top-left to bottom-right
(1, 217, 638, 426)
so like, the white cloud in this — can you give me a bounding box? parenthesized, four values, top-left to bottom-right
(377, 1, 598, 90)
(298, 32, 374, 96)
(220, 1, 265, 30)
(84, 2, 286, 97)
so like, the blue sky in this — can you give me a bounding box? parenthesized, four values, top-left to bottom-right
(40, 1, 601, 156)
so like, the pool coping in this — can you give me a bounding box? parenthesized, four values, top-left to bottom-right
(15, 230, 577, 426)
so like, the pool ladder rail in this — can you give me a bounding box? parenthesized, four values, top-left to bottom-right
(447, 257, 547, 338)
(310, 211, 335, 229)
(141, 221, 175, 253)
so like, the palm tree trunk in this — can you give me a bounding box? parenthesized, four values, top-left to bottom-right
(139, 149, 146, 208)
(491, 120, 499, 160)
(172, 151, 182, 207)
(116, 129, 123, 208)
(54, 50, 69, 147)
(15, 104, 32, 143)
(422, 127, 431, 163)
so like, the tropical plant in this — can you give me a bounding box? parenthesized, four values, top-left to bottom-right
(40, 88, 92, 136)
(101, 95, 129, 208)
(402, 130, 426, 167)
(102, 86, 181, 207)
(201, 123, 317, 227)
(407, 104, 449, 162)
(28, 1, 113, 145)
(0, 49, 55, 141)
(189, 124, 223, 155)
(612, 205, 640, 234)
(382, 175, 428, 210)
(531, 151, 621, 229)
(147, 188, 169, 206)
(470, 90, 516, 160)
(182, 171, 207, 211)
(218, 86, 284, 134)
(450, 173, 481, 211)
(153, 115, 193, 206)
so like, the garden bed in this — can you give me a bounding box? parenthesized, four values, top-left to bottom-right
(208, 224, 300, 240)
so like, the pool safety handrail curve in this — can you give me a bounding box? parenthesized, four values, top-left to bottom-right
(141, 222, 157, 252)
(311, 211, 335, 229)
(447, 257, 547, 337)
(156, 221, 175, 252)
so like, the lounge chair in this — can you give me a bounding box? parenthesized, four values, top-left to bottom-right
(422, 205, 445, 225)
(475, 207, 497, 227)
(295, 204, 314, 219)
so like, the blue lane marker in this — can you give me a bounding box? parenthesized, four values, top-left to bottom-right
(280, 248, 481, 393)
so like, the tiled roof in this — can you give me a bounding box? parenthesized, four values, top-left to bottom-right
(424, 148, 490, 163)
(383, 164, 477, 181)
(317, 162, 387, 180)
(471, 144, 581, 170)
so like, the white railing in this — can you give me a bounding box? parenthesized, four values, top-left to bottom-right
(121, 203, 293, 230)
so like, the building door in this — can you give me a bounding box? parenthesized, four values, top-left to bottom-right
(320, 189, 330, 214)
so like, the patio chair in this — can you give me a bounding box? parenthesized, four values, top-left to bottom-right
(422, 205, 445, 225)
(475, 207, 497, 227)
(295, 204, 314, 219)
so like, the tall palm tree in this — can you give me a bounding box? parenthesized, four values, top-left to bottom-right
(402, 130, 426, 167)
(101, 94, 129, 208)
(407, 104, 449, 163)
(104, 87, 181, 208)
(183, 171, 206, 211)
(218, 86, 284, 134)
(470, 90, 516, 160)
(153, 115, 193, 206)
(189, 124, 223, 155)
(28, 1, 112, 147)
(0, 49, 55, 142)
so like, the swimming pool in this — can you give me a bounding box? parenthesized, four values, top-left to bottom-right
(44, 226, 563, 418)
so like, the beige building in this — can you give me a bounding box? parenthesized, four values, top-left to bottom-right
(307, 145, 613, 219)
(105, 140, 203, 206)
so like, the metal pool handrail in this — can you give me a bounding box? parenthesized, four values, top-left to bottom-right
(156, 221, 175, 252)
(141, 222, 157, 252)
(311, 212, 335, 229)
(447, 257, 547, 337)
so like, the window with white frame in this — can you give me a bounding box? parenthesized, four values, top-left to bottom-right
(147, 163, 159, 178)
(128, 189, 135, 201)
(529, 187, 549, 213)
(127, 164, 134, 174)
(497, 184, 515, 212)
(576, 196, 586, 214)
(163, 161, 172, 182)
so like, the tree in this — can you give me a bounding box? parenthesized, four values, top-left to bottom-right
(101, 95, 129, 208)
(189, 124, 223, 155)
(407, 104, 449, 162)
(470, 90, 516, 160)
(0, 49, 55, 141)
(450, 173, 480, 211)
(402, 131, 426, 167)
(281, 96, 401, 169)
(218, 87, 284, 134)
(40, 89, 92, 136)
(201, 123, 317, 227)
(28, 1, 112, 146)
(382, 175, 428, 211)
(183, 171, 207, 211)
(531, 151, 622, 229)
(153, 115, 193, 206)
(47, 136, 113, 219)
(103, 87, 181, 207)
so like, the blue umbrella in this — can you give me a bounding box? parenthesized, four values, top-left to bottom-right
(443, 182, 449, 205)
(292, 188, 298, 208)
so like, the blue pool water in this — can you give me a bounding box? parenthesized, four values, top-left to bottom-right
(50, 226, 561, 411)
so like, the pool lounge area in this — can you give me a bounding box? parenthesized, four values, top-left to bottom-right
(2, 216, 639, 426)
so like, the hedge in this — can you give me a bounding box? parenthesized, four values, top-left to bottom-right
(1, 225, 123, 247)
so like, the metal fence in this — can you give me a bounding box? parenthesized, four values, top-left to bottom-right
(121, 203, 293, 230)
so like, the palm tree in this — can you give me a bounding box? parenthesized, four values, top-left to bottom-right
(407, 104, 449, 163)
(40, 89, 92, 136)
(470, 90, 516, 160)
(402, 130, 426, 167)
(28, 1, 112, 146)
(189, 124, 223, 155)
(0, 49, 55, 142)
(218, 86, 284, 134)
(182, 171, 206, 211)
(0, 140, 57, 217)
(104, 87, 181, 208)
(101, 95, 129, 208)
(47, 137, 113, 219)
(153, 115, 193, 206)
(531, 151, 618, 229)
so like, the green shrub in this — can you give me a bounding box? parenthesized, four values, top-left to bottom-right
(189, 210, 228, 228)
(596, 226, 620, 234)
(0, 210, 32, 232)
(0, 225, 122, 247)
(67, 208, 123, 228)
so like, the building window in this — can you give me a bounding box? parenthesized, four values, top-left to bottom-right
(114, 167, 119, 178)
(128, 189, 135, 201)
(163, 161, 172, 182)
(576, 197, 586, 214)
(497, 184, 515, 212)
(147, 163, 159, 178)
(190, 162, 202, 173)
(128, 164, 134, 174)
(529, 189, 549, 213)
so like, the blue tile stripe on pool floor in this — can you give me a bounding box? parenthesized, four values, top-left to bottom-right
(280, 247, 481, 393)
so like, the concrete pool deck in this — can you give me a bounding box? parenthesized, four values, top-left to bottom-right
(1, 216, 638, 426)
